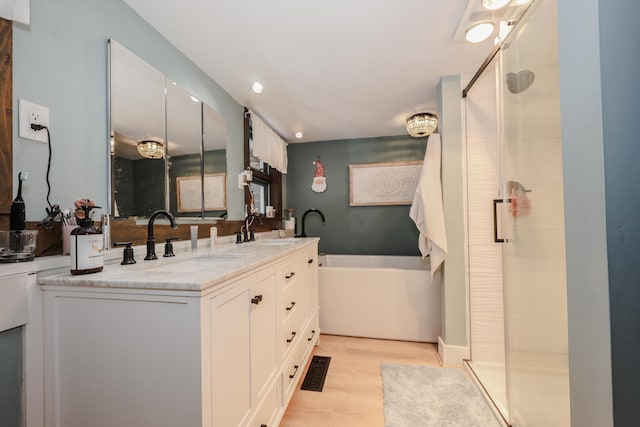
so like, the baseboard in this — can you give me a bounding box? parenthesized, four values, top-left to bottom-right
(437, 336, 470, 367)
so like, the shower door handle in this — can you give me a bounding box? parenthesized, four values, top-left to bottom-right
(493, 199, 509, 243)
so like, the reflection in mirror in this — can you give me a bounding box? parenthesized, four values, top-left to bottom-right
(109, 39, 229, 222)
(203, 103, 228, 218)
(110, 39, 166, 218)
(167, 80, 203, 217)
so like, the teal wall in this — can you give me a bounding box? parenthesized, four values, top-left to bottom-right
(0, 327, 22, 427)
(13, 0, 245, 221)
(286, 135, 427, 255)
(598, 1, 640, 425)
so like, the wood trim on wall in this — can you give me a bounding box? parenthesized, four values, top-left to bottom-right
(0, 18, 13, 217)
(243, 106, 283, 220)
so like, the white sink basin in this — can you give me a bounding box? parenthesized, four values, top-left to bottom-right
(144, 255, 244, 273)
(255, 238, 298, 246)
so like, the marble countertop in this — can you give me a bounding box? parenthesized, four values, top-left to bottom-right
(36, 234, 319, 292)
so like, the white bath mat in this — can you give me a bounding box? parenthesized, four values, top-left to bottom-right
(380, 363, 500, 427)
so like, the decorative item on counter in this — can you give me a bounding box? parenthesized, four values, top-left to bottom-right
(311, 156, 327, 193)
(61, 209, 76, 255)
(70, 198, 104, 275)
(284, 208, 296, 231)
(0, 230, 38, 263)
(265, 205, 275, 218)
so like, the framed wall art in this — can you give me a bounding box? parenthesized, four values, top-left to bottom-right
(349, 161, 422, 206)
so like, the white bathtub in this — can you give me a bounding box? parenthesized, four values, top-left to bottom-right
(318, 254, 441, 343)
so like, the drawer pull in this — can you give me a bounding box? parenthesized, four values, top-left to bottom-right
(251, 295, 263, 305)
(307, 329, 316, 341)
(260, 425, 267, 427)
(307, 258, 313, 264)
(286, 301, 296, 311)
(285, 272, 296, 279)
(286, 331, 296, 343)
(289, 364, 299, 379)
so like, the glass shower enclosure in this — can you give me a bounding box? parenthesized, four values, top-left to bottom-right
(500, 0, 570, 424)
(466, 0, 570, 425)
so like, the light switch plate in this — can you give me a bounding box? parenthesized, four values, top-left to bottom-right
(19, 99, 50, 143)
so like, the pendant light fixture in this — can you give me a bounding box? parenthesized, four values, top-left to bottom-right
(406, 113, 438, 137)
(137, 139, 165, 159)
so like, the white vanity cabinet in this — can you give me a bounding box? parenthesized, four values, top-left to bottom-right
(207, 266, 279, 427)
(40, 239, 319, 427)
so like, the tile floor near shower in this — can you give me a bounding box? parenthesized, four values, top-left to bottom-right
(280, 334, 440, 426)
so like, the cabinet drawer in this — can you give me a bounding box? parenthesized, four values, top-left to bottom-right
(303, 310, 320, 348)
(279, 306, 303, 362)
(278, 256, 305, 293)
(278, 281, 301, 324)
(282, 344, 305, 405)
(247, 379, 280, 427)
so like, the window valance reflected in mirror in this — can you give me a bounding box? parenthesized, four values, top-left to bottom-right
(109, 39, 228, 222)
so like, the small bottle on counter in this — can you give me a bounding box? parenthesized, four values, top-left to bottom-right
(70, 205, 104, 275)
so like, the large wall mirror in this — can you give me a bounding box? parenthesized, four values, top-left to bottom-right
(109, 39, 228, 221)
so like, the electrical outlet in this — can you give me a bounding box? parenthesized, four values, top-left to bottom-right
(19, 99, 50, 143)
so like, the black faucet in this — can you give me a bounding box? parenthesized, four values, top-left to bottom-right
(242, 213, 263, 242)
(300, 208, 326, 237)
(145, 210, 178, 260)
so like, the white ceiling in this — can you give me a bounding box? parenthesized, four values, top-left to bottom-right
(122, 0, 496, 143)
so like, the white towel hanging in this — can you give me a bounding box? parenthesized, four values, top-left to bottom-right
(409, 133, 447, 280)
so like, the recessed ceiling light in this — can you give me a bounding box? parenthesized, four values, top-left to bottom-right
(482, 0, 511, 10)
(190, 95, 200, 103)
(295, 132, 303, 139)
(465, 22, 495, 43)
(251, 81, 264, 94)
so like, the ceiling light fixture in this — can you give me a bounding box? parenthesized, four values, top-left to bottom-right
(295, 132, 303, 139)
(465, 22, 495, 43)
(406, 113, 438, 138)
(482, 0, 511, 10)
(251, 81, 264, 94)
(137, 140, 165, 159)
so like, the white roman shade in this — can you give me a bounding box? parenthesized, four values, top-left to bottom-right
(0, 0, 30, 25)
(250, 111, 288, 174)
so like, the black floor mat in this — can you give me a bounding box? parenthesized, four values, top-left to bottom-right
(300, 355, 331, 392)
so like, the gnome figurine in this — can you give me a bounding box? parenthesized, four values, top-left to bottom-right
(312, 158, 327, 193)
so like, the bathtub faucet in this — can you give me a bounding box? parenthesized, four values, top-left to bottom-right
(299, 208, 326, 237)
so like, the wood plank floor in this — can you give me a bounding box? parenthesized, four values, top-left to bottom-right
(280, 334, 440, 427)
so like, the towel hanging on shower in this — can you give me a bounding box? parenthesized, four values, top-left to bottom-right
(409, 133, 447, 280)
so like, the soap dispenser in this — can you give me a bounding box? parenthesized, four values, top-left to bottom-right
(70, 203, 104, 275)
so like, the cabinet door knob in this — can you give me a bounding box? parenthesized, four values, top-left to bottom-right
(251, 294, 263, 305)
(307, 258, 313, 264)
